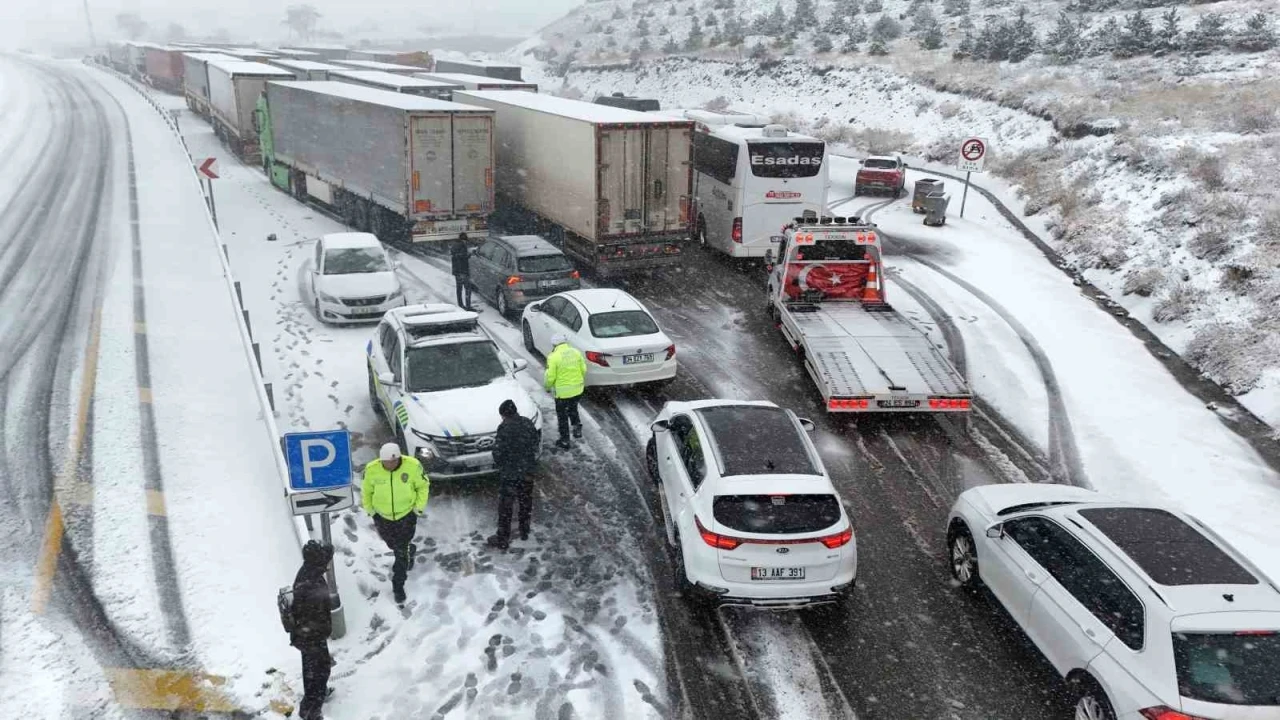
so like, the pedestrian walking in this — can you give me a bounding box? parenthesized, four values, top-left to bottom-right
(290, 540, 334, 720)
(544, 333, 586, 450)
(450, 232, 473, 310)
(361, 442, 430, 604)
(487, 400, 541, 550)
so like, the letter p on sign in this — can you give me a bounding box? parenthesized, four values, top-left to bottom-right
(299, 439, 335, 485)
(284, 430, 353, 491)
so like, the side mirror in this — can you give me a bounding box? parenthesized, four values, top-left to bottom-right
(377, 372, 399, 388)
(797, 418, 816, 432)
(528, 303, 542, 313)
(651, 419, 670, 432)
(764, 248, 775, 265)
(902, 163, 909, 169)
(985, 523, 1004, 539)
(511, 358, 528, 373)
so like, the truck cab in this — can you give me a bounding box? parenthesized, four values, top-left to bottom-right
(765, 218, 971, 414)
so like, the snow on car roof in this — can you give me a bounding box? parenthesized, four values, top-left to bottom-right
(337, 59, 424, 72)
(204, 58, 295, 77)
(271, 81, 489, 113)
(562, 288, 644, 314)
(330, 70, 460, 89)
(455, 91, 691, 125)
(270, 59, 345, 71)
(320, 232, 381, 249)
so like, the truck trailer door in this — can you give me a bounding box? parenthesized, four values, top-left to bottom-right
(451, 114, 494, 216)
(409, 114, 454, 217)
(645, 125, 692, 234)
(598, 127, 646, 237)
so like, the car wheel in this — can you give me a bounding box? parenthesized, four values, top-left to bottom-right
(368, 373, 383, 416)
(522, 321, 536, 354)
(697, 220, 708, 249)
(852, 185, 861, 197)
(670, 531, 701, 600)
(947, 522, 982, 589)
(645, 436, 659, 482)
(1073, 680, 1116, 720)
(497, 289, 510, 317)
(314, 299, 326, 325)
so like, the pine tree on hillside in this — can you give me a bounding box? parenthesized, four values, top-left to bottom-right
(794, 0, 819, 26)
(686, 16, 704, 49)
(868, 35, 889, 55)
(1088, 16, 1121, 56)
(640, 36, 653, 52)
(865, 0, 884, 13)
(872, 14, 903, 40)
(944, 0, 970, 17)
(1186, 12, 1228, 55)
(959, 14, 974, 31)
(814, 32, 835, 52)
(706, 12, 718, 26)
(824, 9, 848, 35)
(919, 20, 946, 49)
(841, 32, 861, 52)
(766, 2, 788, 34)
(749, 41, 770, 59)
(687, 5, 697, 17)
(1115, 11, 1155, 58)
(1154, 7, 1180, 55)
(953, 27, 975, 58)
(724, 14, 747, 45)
(1046, 11, 1086, 62)
(668, 5, 677, 16)
(663, 35, 680, 53)
(974, 15, 1012, 60)
(907, 0, 926, 19)
(629, 47, 642, 64)
(1233, 12, 1277, 52)
(912, 5, 937, 33)
(849, 16, 868, 42)
(612, 7, 625, 20)
(1008, 6, 1037, 62)
(841, 0, 863, 16)
(751, 13, 769, 35)
(637, 16, 650, 35)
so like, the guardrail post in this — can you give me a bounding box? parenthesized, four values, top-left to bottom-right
(234, 281, 243, 307)
(264, 383, 275, 412)
(222, 244, 229, 262)
(252, 342, 263, 373)
(242, 310, 252, 338)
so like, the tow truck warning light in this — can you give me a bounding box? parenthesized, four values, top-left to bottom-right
(791, 231, 878, 245)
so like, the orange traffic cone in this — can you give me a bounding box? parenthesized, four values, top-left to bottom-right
(862, 261, 884, 303)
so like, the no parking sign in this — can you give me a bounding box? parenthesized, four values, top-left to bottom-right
(957, 137, 988, 173)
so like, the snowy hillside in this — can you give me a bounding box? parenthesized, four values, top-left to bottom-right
(508, 0, 1280, 429)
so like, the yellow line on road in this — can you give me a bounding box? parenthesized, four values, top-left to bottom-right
(103, 668, 238, 712)
(145, 489, 167, 517)
(138, 387, 152, 404)
(31, 308, 103, 614)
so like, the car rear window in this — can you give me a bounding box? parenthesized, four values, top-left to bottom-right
(747, 141, 824, 178)
(695, 405, 818, 476)
(1173, 631, 1280, 705)
(588, 310, 659, 338)
(713, 494, 841, 535)
(517, 254, 573, 273)
(862, 158, 898, 170)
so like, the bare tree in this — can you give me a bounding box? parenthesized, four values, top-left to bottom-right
(283, 4, 322, 42)
(115, 12, 147, 40)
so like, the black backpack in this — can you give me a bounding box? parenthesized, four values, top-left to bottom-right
(277, 586, 295, 634)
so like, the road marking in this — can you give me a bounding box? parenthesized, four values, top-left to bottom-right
(138, 386, 152, 404)
(103, 668, 237, 712)
(145, 489, 167, 517)
(134, 322, 146, 334)
(31, 307, 103, 613)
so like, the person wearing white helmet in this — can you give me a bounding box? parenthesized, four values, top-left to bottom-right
(360, 442, 430, 604)
(543, 332, 586, 449)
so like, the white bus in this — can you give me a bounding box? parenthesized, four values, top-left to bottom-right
(653, 110, 829, 258)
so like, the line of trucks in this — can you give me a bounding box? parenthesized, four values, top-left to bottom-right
(96, 43, 971, 416)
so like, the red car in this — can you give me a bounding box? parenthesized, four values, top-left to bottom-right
(853, 155, 907, 198)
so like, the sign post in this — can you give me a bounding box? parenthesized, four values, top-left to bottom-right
(956, 137, 988, 219)
(283, 429, 354, 640)
(196, 157, 220, 230)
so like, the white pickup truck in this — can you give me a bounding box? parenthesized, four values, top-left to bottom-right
(764, 219, 971, 413)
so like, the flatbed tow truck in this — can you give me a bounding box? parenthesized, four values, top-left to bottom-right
(765, 217, 972, 413)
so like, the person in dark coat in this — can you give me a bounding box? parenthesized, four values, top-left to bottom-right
(450, 233, 473, 310)
(487, 400, 541, 550)
(291, 540, 334, 720)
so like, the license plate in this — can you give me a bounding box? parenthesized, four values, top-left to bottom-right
(771, 235, 785, 242)
(349, 306, 382, 315)
(432, 219, 468, 233)
(537, 280, 557, 289)
(622, 353, 654, 365)
(879, 398, 919, 408)
(462, 458, 491, 470)
(751, 567, 806, 581)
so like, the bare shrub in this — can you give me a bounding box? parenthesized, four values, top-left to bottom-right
(1122, 267, 1166, 297)
(1151, 281, 1205, 323)
(1232, 95, 1277, 135)
(1184, 321, 1272, 395)
(1256, 207, 1280, 248)
(1220, 264, 1255, 295)
(936, 101, 962, 119)
(914, 96, 934, 116)
(814, 123, 853, 145)
(770, 110, 802, 130)
(847, 128, 916, 155)
(703, 95, 731, 112)
(1173, 147, 1227, 191)
(1187, 226, 1235, 261)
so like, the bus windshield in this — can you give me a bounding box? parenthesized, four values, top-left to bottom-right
(747, 141, 825, 179)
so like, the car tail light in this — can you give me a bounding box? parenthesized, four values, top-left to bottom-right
(664, 344, 676, 361)
(696, 516, 742, 551)
(820, 527, 853, 549)
(1139, 708, 1209, 720)
(664, 244, 680, 255)
(506, 275, 522, 286)
(585, 351, 609, 367)
(828, 397, 870, 410)
(679, 196, 689, 225)
(731, 217, 742, 243)
(1234, 630, 1277, 636)
(570, 270, 581, 279)
(928, 397, 971, 410)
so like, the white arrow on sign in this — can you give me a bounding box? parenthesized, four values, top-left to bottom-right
(289, 487, 354, 516)
(197, 157, 219, 180)
(957, 137, 988, 173)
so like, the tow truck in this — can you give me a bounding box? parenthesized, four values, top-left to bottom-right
(764, 217, 971, 413)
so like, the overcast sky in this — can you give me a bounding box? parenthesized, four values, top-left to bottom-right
(4, 0, 580, 48)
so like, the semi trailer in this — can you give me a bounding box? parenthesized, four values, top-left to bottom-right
(206, 58, 295, 162)
(416, 72, 537, 92)
(181, 52, 241, 118)
(329, 69, 461, 99)
(432, 59, 524, 82)
(267, 59, 346, 81)
(143, 46, 186, 93)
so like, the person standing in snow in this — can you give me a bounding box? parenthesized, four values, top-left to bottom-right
(487, 399, 541, 550)
(360, 443, 429, 604)
(450, 232, 473, 310)
(291, 540, 334, 720)
(543, 333, 586, 450)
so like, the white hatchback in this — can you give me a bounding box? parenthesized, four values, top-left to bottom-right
(310, 232, 405, 323)
(947, 484, 1280, 720)
(647, 399, 857, 609)
(520, 289, 677, 387)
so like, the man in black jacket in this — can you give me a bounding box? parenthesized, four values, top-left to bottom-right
(450, 233, 473, 310)
(487, 400, 541, 550)
(291, 541, 334, 720)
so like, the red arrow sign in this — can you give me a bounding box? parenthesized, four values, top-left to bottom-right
(197, 157, 219, 179)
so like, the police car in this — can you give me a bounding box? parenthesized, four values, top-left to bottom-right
(367, 304, 542, 478)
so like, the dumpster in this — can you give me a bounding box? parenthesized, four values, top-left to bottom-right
(912, 178, 944, 214)
(923, 192, 950, 226)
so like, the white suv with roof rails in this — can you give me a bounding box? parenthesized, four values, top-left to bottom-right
(646, 399, 857, 609)
(367, 304, 542, 478)
(946, 484, 1280, 720)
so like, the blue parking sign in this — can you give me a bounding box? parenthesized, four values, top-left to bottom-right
(283, 430, 353, 491)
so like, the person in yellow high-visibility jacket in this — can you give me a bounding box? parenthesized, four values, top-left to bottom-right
(361, 443, 429, 604)
(544, 333, 586, 450)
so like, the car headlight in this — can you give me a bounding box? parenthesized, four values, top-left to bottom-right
(410, 428, 437, 459)
(387, 288, 403, 300)
(315, 290, 339, 304)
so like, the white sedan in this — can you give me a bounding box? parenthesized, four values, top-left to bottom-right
(647, 399, 857, 609)
(520, 289, 677, 387)
(310, 232, 406, 324)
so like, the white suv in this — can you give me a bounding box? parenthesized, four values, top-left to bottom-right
(946, 484, 1280, 720)
(367, 304, 542, 478)
(646, 399, 857, 609)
